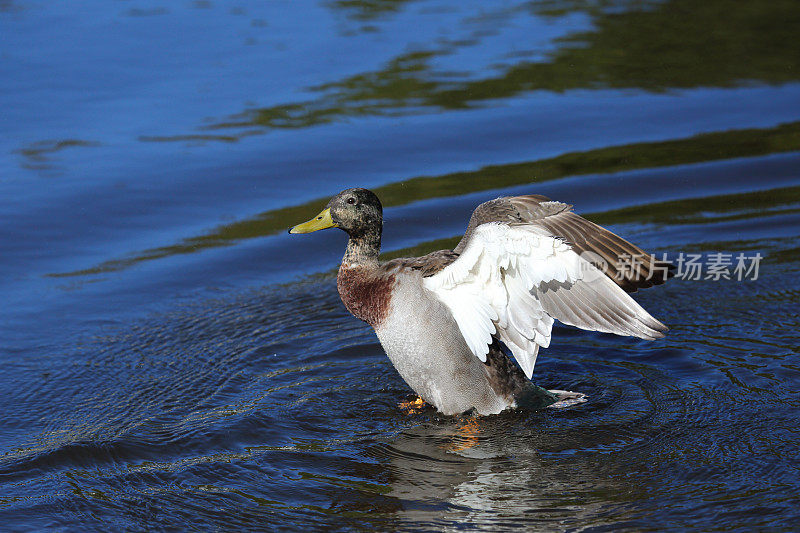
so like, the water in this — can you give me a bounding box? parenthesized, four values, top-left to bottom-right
(1, 0, 799, 530)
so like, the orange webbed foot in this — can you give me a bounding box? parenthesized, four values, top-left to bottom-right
(445, 416, 482, 453)
(398, 396, 427, 414)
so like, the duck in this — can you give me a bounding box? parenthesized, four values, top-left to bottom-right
(289, 188, 670, 415)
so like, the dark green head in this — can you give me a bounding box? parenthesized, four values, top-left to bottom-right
(289, 188, 383, 239)
(326, 188, 383, 238)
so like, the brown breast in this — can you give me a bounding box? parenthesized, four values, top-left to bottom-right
(336, 265, 396, 327)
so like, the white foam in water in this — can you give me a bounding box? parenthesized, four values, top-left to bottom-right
(547, 389, 588, 409)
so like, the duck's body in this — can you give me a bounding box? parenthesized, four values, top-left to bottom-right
(291, 189, 671, 415)
(341, 264, 523, 414)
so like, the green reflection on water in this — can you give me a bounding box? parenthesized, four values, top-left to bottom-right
(16, 139, 100, 171)
(169, 0, 800, 136)
(590, 186, 800, 227)
(52, 121, 800, 278)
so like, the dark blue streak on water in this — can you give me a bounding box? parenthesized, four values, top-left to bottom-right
(2, 0, 800, 531)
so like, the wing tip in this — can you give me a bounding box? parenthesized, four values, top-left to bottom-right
(640, 317, 668, 339)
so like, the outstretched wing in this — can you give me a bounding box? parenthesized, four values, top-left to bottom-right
(423, 222, 667, 379)
(454, 195, 673, 292)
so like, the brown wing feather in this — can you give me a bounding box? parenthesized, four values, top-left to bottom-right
(452, 194, 552, 254)
(385, 250, 460, 277)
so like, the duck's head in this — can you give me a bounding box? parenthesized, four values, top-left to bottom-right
(289, 188, 383, 238)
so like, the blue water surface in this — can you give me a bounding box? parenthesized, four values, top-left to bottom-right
(1, 0, 799, 530)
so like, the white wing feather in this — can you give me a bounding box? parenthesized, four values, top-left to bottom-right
(422, 223, 666, 379)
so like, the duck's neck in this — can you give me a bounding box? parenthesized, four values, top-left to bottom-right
(342, 229, 381, 267)
(337, 228, 393, 327)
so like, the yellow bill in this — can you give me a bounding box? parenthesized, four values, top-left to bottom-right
(289, 208, 338, 234)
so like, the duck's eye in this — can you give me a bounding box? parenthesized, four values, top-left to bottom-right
(346, 197, 356, 205)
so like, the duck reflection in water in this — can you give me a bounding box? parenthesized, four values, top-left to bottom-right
(363, 410, 629, 529)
